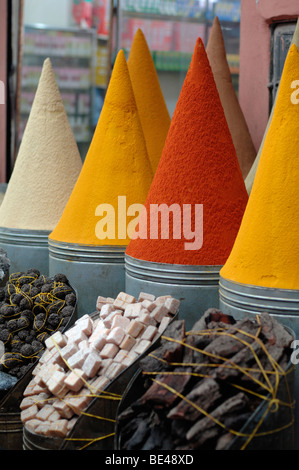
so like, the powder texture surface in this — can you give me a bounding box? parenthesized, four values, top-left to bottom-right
(206, 17, 256, 180)
(221, 44, 299, 289)
(125, 38, 248, 266)
(49, 50, 153, 246)
(127, 29, 171, 173)
(0, 59, 82, 231)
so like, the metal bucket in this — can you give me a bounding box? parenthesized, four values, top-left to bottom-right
(0, 247, 9, 287)
(0, 227, 50, 275)
(48, 240, 126, 318)
(219, 276, 299, 449)
(22, 310, 178, 451)
(125, 254, 221, 331)
(0, 412, 23, 450)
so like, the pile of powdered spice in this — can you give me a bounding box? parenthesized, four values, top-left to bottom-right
(126, 38, 248, 267)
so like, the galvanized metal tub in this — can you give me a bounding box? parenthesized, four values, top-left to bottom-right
(49, 240, 126, 318)
(0, 247, 9, 287)
(0, 227, 50, 275)
(219, 276, 299, 449)
(22, 309, 179, 451)
(125, 254, 221, 331)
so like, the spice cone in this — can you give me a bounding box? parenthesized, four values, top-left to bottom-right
(206, 16, 256, 180)
(126, 38, 248, 266)
(0, 58, 82, 231)
(221, 43, 299, 290)
(127, 29, 171, 173)
(245, 16, 299, 194)
(49, 50, 153, 247)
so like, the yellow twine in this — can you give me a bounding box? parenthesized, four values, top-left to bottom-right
(141, 324, 295, 450)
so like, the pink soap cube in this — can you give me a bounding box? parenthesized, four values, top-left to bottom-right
(60, 343, 79, 361)
(35, 422, 51, 436)
(100, 343, 119, 359)
(48, 419, 69, 438)
(100, 303, 115, 319)
(64, 368, 86, 392)
(134, 339, 151, 355)
(158, 316, 171, 333)
(138, 292, 156, 302)
(114, 349, 130, 363)
(150, 305, 169, 323)
(21, 404, 39, 423)
(111, 314, 130, 330)
(119, 334, 136, 351)
(126, 320, 145, 338)
(47, 370, 66, 396)
(124, 303, 143, 319)
(82, 351, 102, 378)
(36, 404, 55, 422)
(75, 314, 94, 336)
(89, 335, 106, 351)
(25, 419, 42, 433)
(139, 311, 157, 326)
(67, 349, 90, 370)
(99, 358, 113, 374)
(89, 375, 110, 393)
(141, 325, 158, 341)
(164, 297, 180, 314)
(116, 292, 136, 304)
(155, 295, 172, 304)
(53, 399, 74, 419)
(105, 362, 126, 380)
(45, 331, 66, 350)
(106, 327, 125, 345)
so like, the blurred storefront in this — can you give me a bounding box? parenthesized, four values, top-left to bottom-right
(1, 0, 242, 181)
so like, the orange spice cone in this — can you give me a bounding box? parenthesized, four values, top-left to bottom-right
(245, 17, 299, 194)
(221, 43, 299, 290)
(0, 58, 82, 231)
(206, 16, 256, 180)
(49, 50, 153, 247)
(127, 29, 171, 173)
(125, 38, 248, 266)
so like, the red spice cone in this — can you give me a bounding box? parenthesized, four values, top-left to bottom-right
(206, 17, 256, 179)
(125, 38, 248, 266)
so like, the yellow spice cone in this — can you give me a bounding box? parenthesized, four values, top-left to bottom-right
(206, 17, 256, 180)
(245, 17, 299, 194)
(49, 50, 153, 246)
(220, 43, 299, 290)
(127, 29, 171, 173)
(0, 58, 82, 231)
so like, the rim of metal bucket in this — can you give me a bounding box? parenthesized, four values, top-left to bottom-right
(0, 227, 50, 247)
(48, 238, 126, 264)
(219, 276, 299, 313)
(125, 254, 222, 286)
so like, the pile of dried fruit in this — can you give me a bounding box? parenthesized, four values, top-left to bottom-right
(0, 269, 76, 379)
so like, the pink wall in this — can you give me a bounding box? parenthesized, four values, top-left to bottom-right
(0, 0, 7, 182)
(239, 0, 299, 152)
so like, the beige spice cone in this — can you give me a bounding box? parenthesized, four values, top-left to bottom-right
(0, 58, 82, 231)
